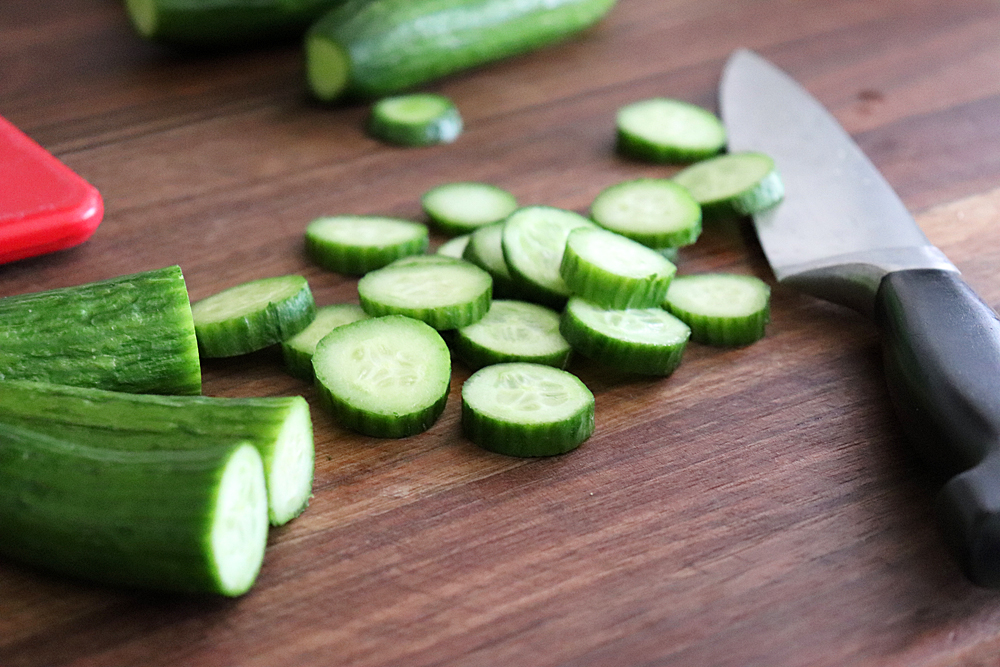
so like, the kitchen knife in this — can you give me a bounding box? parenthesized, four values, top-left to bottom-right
(720, 49, 1000, 587)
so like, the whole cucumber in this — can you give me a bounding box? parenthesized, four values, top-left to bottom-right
(305, 0, 618, 102)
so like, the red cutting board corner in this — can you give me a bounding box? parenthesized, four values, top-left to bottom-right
(0, 115, 104, 264)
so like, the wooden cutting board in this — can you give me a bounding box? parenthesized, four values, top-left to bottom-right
(3, 0, 1000, 665)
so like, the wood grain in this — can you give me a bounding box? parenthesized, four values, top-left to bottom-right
(3, 0, 1000, 665)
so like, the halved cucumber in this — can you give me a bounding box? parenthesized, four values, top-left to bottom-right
(461, 362, 595, 457)
(663, 273, 771, 346)
(0, 424, 268, 596)
(368, 93, 463, 146)
(358, 258, 492, 330)
(672, 152, 784, 218)
(313, 315, 451, 438)
(192, 275, 317, 358)
(560, 297, 690, 376)
(422, 182, 518, 236)
(453, 300, 572, 371)
(589, 178, 702, 250)
(281, 304, 371, 379)
(560, 227, 677, 309)
(616, 97, 727, 163)
(305, 215, 430, 275)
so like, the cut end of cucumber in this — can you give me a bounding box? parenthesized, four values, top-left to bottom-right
(265, 398, 315, 525)
(209, 443, 269, 597)
(306, 34, 351, 102)
(124, 0, 158, 37)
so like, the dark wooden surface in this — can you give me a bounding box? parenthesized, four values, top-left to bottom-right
(4, 0, 1000, 665)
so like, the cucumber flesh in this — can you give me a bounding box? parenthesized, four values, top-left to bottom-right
(281, 304, 371, 380)
(463, 221, 518, 299)
(0, 265, 201, 395)
(436, 234, 472, 259)
(306, 215, 430, 275)
(560, 227, 677, 309)
(454, 300, 572, 371)
(0, 425, 268, 596)
(192, 275, 317, 358)
(673, 152, 784, 218)
(422, 182, 518, 236)
(589, 178, 702, 249)
(358, 259, 492, 330)
(663, 273, 771, 346)
(313, 315, 452, 438)
(616, 98, 726, 163)
(368, 93, 463, 147)
(461, 362, 595, 457)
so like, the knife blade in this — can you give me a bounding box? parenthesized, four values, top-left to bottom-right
(720, 49, 1000, 587)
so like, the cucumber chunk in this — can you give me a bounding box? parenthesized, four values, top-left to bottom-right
(0, 378, 314, 526)
(0, 265, 201, 395)
(358, 259, 492, 330)
(560, 298, 690, 376)
(281, 304, 371, 379)
(461, 362, 595, 457)
(463, 221, 518, 299)
(0, 424, 268, 596)
(616, 98, 727, 163)
(560, 227, 677, 309)
(501, 206, 597, 308)
(422, 182, 518, 236)
(673, 152, 784, 218)
(589, 178, 702, 250)
(313, 315, 451, 438)
(663, 273, 771, 346)
(368, 93, 463, 147)
(306, 215, 430, 275)
(192, 275, 317, 358)
(454, 300, 572, 371)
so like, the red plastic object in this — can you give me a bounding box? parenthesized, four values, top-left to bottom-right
(0, 115, 103, 264)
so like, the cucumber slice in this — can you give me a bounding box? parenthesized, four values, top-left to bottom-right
(462, 221, 518, 299)
(281, 304, 371, 380)
(305, 0, 618, 102)
(436, 234, 472, 259)
(616, 98, 727, 163)
(589, 178, 702, 249)
(358, 259, 492, 330)
(501, 206, 597, 309)
(673, 152, 784, 218)
(461, 362, 595, 457)
(663, 273, 771, 346)
(560, 298, 690, 376)
(305, 215, 430, 275)
(0, 378, 314, 526)
(0, 265, 201, 395)
(368, 93, 463, 146)
(313, 315, 451, 438)
(422, 182, 518, 236)
(454, 300, 572, 371)
(560, 227, 677, 309)
(0, 424, 268, 596)
(192, 275, 317, 358)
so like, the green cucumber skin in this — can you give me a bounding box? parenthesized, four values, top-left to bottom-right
(0, 424, 265, 596)
(0, 379, 314, 525)
(0, 266, 201, 395)
(306, 0, 618, 101)
(126, 0, 347, 48)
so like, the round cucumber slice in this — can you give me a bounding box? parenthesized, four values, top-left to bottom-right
(463, 221, 518, 299)
(313, 315, 451, 438)
(673, 152, 784, 218)
(663, 273, 771, 346)
(589, 178, 702, 249)
(436, 234, 472, 259)
(454, 300, 572, 371)
(305, 215, 429, 275)
(368, 93, 463, 146)
(281, 303, 371, 379)
(422, 182, 518, 236)
(358, 258, 492, 330)
(560, 298, 691, 376)
(560, 227, 677, 309)
(616, 98, 726, 163)
(501, 206, 597, 308)
(461, 362, 595, 457)
(192, 275, 317, 358)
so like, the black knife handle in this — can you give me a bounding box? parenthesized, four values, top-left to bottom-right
(874, 268, 1000, 587)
